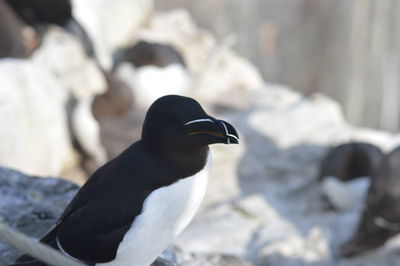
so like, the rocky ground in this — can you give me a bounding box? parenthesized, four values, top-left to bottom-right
(0, 167, 78, 265)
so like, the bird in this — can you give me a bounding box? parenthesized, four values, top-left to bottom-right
(114, 40, 191, 110)
(341, 145, 400, 257)
(0, 0, 29, 58)
(11, 95, 239, 266)
(318, 142, 384, 211)
(5, 0, 95, 58)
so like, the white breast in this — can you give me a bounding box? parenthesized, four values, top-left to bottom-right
(320, 175, 370, 211)
(97, 157, 210, 266)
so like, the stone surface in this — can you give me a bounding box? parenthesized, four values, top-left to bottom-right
(32, 27, 108, 168)
(137, 9, 216, 73)
(0, 59, 77, 177)
(31, 27, 106, 98)
(0, 167, 79, 265)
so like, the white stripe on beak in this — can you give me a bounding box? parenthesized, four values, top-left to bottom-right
(184, 118, 214, 126)
(220, 121, 230, 144)
(227, 133, 239, 142)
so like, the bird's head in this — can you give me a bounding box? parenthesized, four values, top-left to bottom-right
(142, 95, 239, 152)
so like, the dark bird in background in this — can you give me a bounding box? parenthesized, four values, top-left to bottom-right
(318, 142, 384, 211)
(341, 145, 400, 257)
(11, 95, 239, 266)
(113, 40, 186, 70)
(5, 0, 95, 58)
(318, 142, 384, 182)
(0, 0, 28, 58)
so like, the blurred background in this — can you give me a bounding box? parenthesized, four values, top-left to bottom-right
(1, 0, 400, 265)
(155, 0, 400, 132)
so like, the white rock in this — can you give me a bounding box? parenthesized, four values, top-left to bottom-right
(137, 9, 215, 73)
(202, 143, 244, 207)
(175, 203, 259, 257)
(192, 48, 265, 105)
(0, 59, 75, 176)
(72, 95, 107, 165)
(249, 93, 348, 148)
(31, 28, 107, 165)
(261, 227, 331, 264)
(72, 0, 154, 70)
(232, 194, 284, 222)
(31, 27, 106, 97)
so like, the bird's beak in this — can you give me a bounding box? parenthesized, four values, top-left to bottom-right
(184, 117, 239, 144)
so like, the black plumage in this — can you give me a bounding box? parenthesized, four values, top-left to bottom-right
(5, 0, 95, 57)
(0, 0, 28, 58)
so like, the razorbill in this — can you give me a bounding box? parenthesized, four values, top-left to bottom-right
(341, 145, 400, 257)
(114, 40, 191, 110)
(5, 0, 95, 57)
(0, 0, 28, 58)
(115, 40, 186, 69)
(12, 95, 239, 266)
(318, 142, 384, 211)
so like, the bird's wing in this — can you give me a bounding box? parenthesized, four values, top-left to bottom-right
(51, 144, 159, 263)
(56, 203, 138, 263)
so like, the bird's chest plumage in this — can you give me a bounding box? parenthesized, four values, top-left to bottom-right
(97, 159, 210, 266)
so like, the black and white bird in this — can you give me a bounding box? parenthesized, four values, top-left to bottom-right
(12, 95, 239, 266)
(318, 142, 384, 211)
(5, 0, 95, 58)
(114, 40, 191, 110)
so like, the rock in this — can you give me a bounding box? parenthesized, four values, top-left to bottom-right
(92, 72, 134, 118)
(71, 0, 154, 70)
(248, 92, 347, 148)
(260, 227, 330, 265)
(137, 9, 215, 73)
(176, 252, 252, 266)
(153, 248, 180, 266)
(0, 166, 79, 264)
(31, 27, 108, 167)
(0, 59, 77, 177)
(31, 27, 106, 97)
(72, 95, 107, 166)
(191, 47, 265, 106)
(175, 203, 260, 257)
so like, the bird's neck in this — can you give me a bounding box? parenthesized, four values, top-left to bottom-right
(153, 146, 210, 178)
